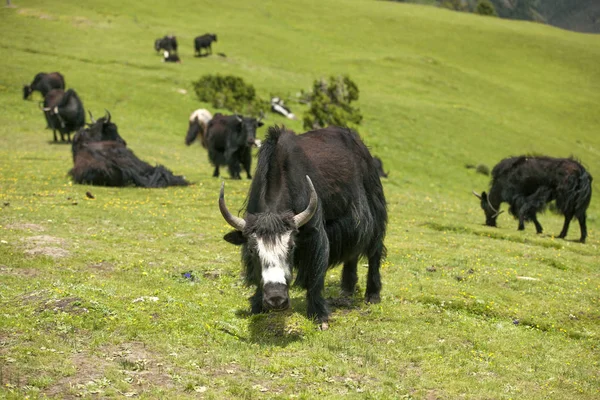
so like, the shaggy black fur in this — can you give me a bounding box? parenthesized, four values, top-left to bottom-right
(223, 125, 388, 324)
(43, 88, 85, 143)
(23, 72, 65, 100)
(69, 116, 188, 188)
(373, 156, 388, 178)
(477, 156, 593, 243)
(154, 35, 177, 52)
(205, 113, 263, 179)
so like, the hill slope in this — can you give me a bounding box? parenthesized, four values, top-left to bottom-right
(1, 1, 599, 398)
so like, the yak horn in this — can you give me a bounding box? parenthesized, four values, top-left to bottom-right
(104, 109, 111, 124)
(219, 182, 246, 231)
(472, 190, 482, 199)
(234, 112, 242, 122)
(293, 176, 318, 228)
(88, 110, 96, 123)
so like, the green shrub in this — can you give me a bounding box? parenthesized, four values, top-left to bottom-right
(475, 0, 497, 16)
(302, 75, 363, 130)
(192, 74, 268, 116)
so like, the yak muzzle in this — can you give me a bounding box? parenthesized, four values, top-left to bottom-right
(263, 283, 290, 311)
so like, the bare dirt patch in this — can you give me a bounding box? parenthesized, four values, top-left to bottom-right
(4, 223, 44, 232)
(21, 235, 69, 258)
(37, 297, 89, 315)
(0, 265, 39, 277)
(44, 342, 179, 398)
(87, 261, 115, 272)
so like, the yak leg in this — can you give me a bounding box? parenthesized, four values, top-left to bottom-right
(250, 286, 265, 314)
(517, 216, 525, 231)
(576, 213, 587, 243)
(558, 213, 573, 239)
(52, 129, 58, 142)
(365, 242, 384, 304)
(227, 153, 241, 179)
(303, 231, 330, 324)
(531, 214, 543, 234)
(241, 148, 252, 179)
(212, 165, 220, 177)
(341, 257, 358, 296)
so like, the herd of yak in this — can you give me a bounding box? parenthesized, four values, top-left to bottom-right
(21, 38, 593, 327)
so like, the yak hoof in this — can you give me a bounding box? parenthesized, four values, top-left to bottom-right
(365, 293, 381, 304)
(319, 321, 329, 331)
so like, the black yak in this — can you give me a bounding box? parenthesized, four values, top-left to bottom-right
(154, 35, 177, 53)
(473, 156, 592, 243)
(185, 109, 213, 147)
(219, 126, 388, 328)
(23, 72, 65, 100)
(41, 88, 85, 142)
(205, 113, 263, 179)
(194, 33, 217, 56)
(70, 112, 189, 188)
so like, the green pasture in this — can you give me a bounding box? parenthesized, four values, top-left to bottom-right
(0, 0, 599, 398)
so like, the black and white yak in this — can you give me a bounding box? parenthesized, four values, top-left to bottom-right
(205, 113, 263, 179)
(270, 97, 296, 120)
(185, 109, 213, 147)
(69, 112, 189, 188)
(23, 72, 65, 100)
(219, 125, 388, 329)
(473, 155, 593, 243)
(40, 88, 85, 142)
(162, 50, 181, 63)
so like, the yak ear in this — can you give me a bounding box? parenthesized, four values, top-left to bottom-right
(224, 230, 246, 245)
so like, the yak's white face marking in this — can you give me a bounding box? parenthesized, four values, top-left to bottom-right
(256, 231, 292, 285)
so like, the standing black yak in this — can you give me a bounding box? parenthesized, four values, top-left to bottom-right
(40, 88, 85, 142)
(473, 156, 592, 243)
(205, 113, 263, 179)
(194, 33, 217, 56)
(23, 72, 65, 100)
(219, 126, 388, 329)
(154, 35, 178, 53)
(70, 112, 189, 188)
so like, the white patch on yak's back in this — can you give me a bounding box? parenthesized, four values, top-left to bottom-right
(256, 231, 292, 285)
(189, 108, 213, 123)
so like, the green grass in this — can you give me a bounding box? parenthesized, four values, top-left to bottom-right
(1, 0, 599, 398)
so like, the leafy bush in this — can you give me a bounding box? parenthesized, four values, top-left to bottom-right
(302, 75, 363, 130)
(192, 74, 268, 116)
(475, 0, 497, 16)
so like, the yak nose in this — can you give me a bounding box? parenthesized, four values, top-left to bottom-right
(264, 294, 289, 311)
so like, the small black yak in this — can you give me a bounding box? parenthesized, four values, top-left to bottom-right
(154, 35, 178, 53)
(23, 72, 65, 100)
(473, 156, 592, 243)
(219, 126, 387, 329)
(41, 88, 85, 142)
(194, 33, 217, 56)
(205, 113, 264, 179)
(70, 112, 189, 188)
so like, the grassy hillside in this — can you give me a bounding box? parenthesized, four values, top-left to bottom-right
(1, 0, 599, 398)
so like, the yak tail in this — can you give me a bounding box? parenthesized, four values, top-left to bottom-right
(575, 170, 593, 215)
(142, 165, 189, 188)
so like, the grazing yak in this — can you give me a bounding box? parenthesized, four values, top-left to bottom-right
(23, 72, 65, 100)
(162, 50, 181, 63)
(473, 156, 592, 243)
(41, 88, 85, 142)
(205, 113, 264, 179)
(373, 156, 388, 178)
(154, 35, 178, 53)
(194, 33, 217, 56)
(270, 97, 296, 120)
(70, 112, 189, 188)
(219, 126, 388, 329)
(185, 109, 213, 147)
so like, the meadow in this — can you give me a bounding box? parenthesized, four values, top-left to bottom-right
(1, 0, 599, 398)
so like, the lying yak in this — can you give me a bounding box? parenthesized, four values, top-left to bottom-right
(473, 155, 592, 243)
(70, 112, 189, 188)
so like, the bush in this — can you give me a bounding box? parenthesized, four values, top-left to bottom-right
(475, 0, 497, 16)
(302, 75, 363, 131)
(192, 75, 268, 116)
